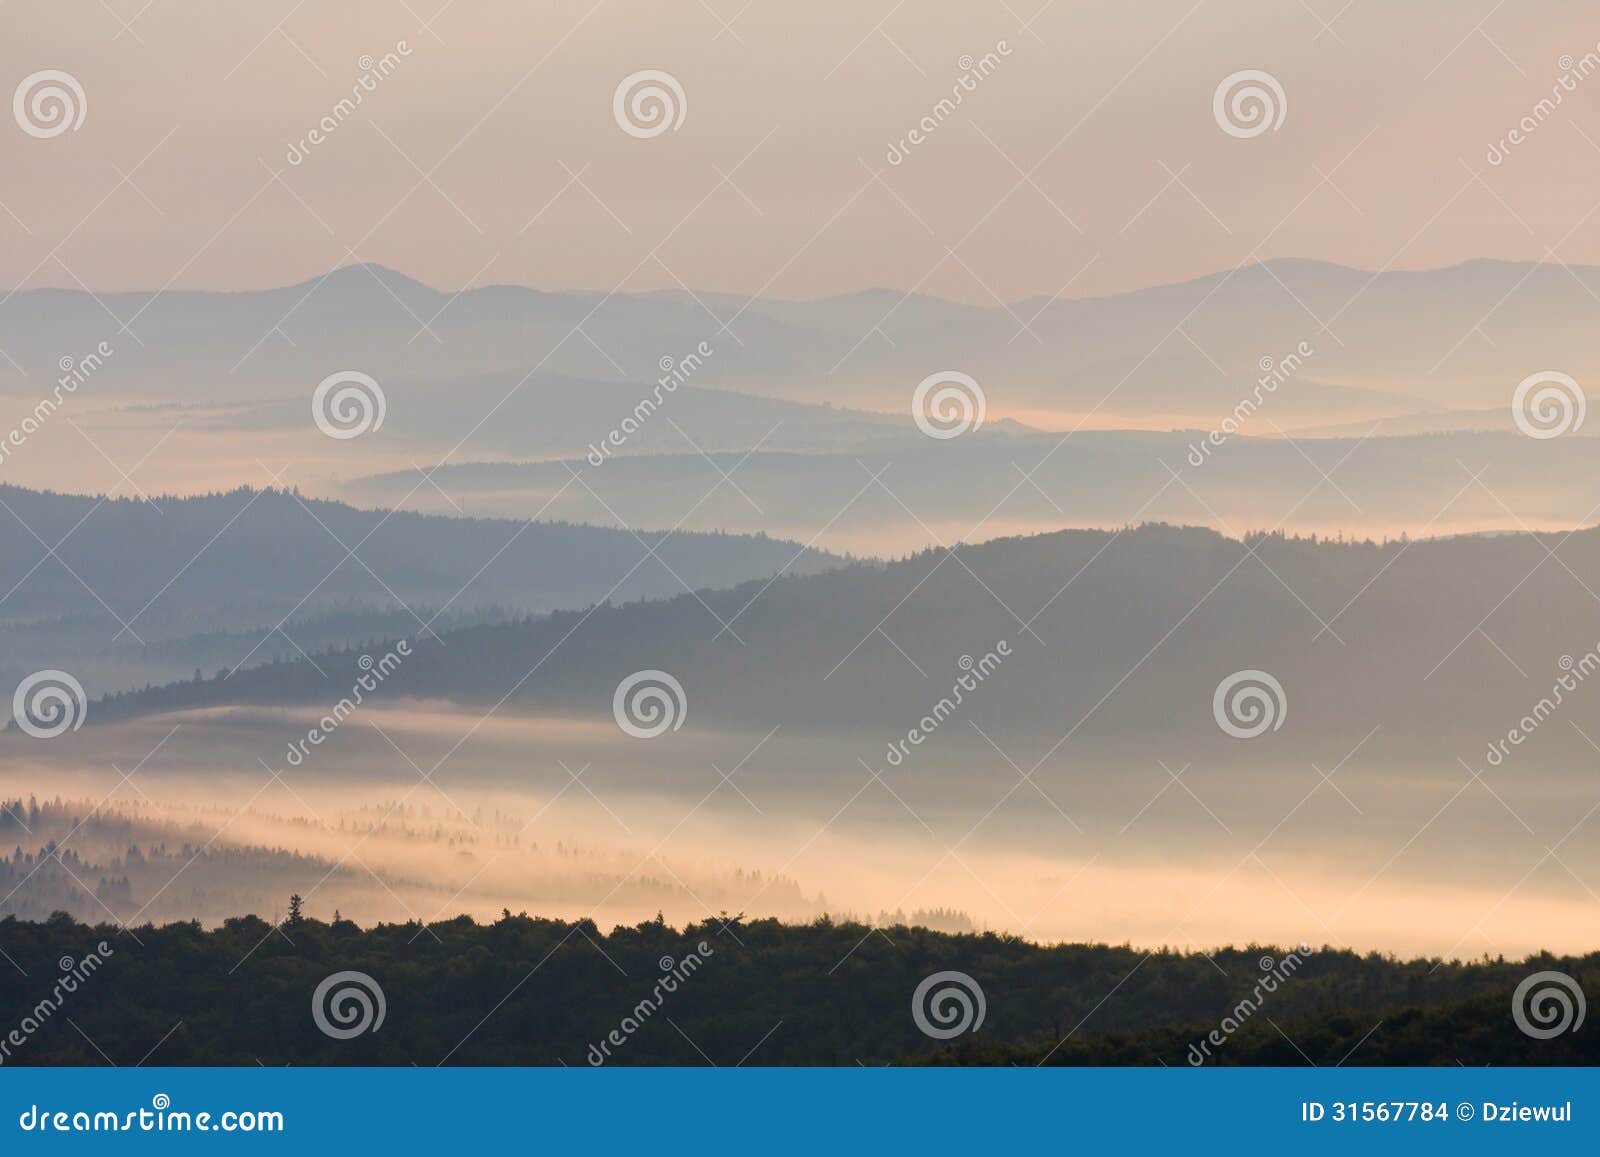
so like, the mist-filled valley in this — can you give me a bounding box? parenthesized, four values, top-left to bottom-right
(4, 256, 1600, 963)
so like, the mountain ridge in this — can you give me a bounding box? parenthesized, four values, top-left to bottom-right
(83, 521, 1600, 772)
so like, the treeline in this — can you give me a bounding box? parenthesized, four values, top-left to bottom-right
(0, 841, 345, 927)
(0, 798, 819, 929)
(0, 911, 1590, 1066)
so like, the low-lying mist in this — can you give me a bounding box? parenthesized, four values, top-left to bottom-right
(4, 703, 1595, 959)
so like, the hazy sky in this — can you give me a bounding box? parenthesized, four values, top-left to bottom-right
(8, 0, 1600, 301)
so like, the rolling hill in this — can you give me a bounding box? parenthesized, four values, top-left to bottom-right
(0, 483, 845, 700)
(89, 520, 1600, 769)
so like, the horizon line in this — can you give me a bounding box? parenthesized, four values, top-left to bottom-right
(4, 254, 1578, 312)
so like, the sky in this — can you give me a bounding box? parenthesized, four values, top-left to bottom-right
(6, 0, 1600, 302)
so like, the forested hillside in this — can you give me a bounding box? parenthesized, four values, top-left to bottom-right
(0, 484, 840, 626)
(92, 521, 1600, 765)
(0, 483, 844, 702)
(0, 911, 1589, 1066)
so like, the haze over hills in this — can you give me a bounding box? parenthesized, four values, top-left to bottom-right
(0, 483, 844, 702)
(6, 258, 1592, 557)
(4, 258, 1596, 433)
(3, 265, 1597, 955)
(95, 520, 1600, 766)
(344, 429, 1600, 553)
(58, 518, 1600, 956)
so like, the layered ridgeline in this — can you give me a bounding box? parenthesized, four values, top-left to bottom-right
(0, 484, 843, 701)
(9, 259, 1600, 431)
(90, 521, 1600, 765)
(347, 429, 1600, 548)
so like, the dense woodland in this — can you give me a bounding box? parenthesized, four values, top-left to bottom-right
(0, 910, 1591, 1066)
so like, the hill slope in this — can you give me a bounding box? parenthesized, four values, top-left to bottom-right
(0, 484, 844, 701)
(91, 521, 1600, 765)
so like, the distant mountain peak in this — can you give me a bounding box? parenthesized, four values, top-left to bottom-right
(289, 262, 441, 298)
